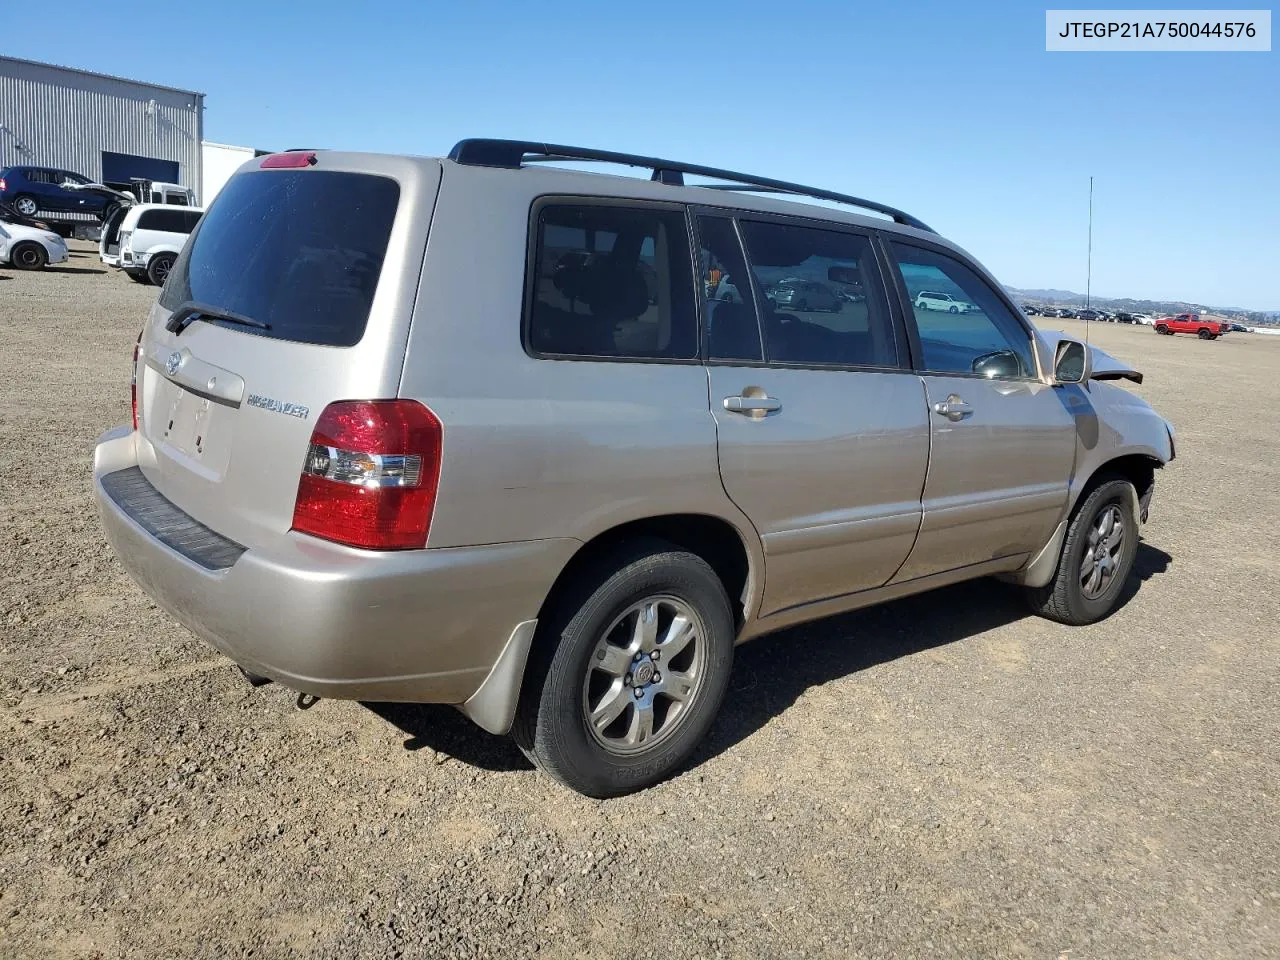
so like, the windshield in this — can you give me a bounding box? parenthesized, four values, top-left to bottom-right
(159, 170, 399, 347)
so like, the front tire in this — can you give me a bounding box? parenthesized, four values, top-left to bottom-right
(126, 270, 150, 284)
(513, 539, 735, 798)
(1024, 477, 1139, 625)
(949, 305, 959, 314)
(10, 241, 47, 270)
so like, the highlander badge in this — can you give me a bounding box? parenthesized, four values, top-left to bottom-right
(166, 351, 182, 376)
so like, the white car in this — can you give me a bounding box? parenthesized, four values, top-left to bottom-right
(0, 216, 68, 269)
(116, 204, 204, 285)
(914, 290, 975, 314)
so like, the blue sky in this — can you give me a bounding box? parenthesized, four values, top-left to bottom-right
(14, 0, 1279, 309)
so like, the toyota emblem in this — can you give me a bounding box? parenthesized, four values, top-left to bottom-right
(166, 351, 182, 376)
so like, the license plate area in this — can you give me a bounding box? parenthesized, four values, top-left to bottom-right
(163, 387, 210, 458)
(148, 378, 233, 479)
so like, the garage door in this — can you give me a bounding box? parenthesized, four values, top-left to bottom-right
(101, 151, 180, 185)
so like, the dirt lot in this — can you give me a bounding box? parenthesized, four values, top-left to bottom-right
(2, 242, 1277, 959)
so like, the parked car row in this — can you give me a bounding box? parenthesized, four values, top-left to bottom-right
(0, 163, 204, 284)
(1023, 304, 1157, 325)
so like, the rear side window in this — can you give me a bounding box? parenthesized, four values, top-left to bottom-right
(526, 203, 696, 360)
(160, 171, 399, 347)
(697, 215, 763, 362)
(738, 220, 898, 368)
(137, 209, 193, 233)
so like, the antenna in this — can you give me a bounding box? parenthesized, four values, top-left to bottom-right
(1086, 176, 1094, 344)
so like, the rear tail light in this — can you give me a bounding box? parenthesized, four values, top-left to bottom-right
(0, 178, 6, 191)
(291, 400, 443, 550)
(130, 331, 143, 431)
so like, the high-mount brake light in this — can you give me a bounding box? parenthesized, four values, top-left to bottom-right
(291, 400, 443, 550)
(260, 151, 318, 169)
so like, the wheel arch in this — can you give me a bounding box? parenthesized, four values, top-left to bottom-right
(536, 513, 761, 637)
(1007, 452, 1163, 590)
(460, 512, 761, 737)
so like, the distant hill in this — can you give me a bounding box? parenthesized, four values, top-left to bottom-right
(1006, 287, 1279, 324)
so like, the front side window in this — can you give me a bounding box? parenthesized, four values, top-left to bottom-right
(527, 204, 696, 360)
(738, 220, 897, 368)
(890, 242, 1036, 379)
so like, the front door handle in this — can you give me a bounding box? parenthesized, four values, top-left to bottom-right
(932, 394, 973, 421)
(723, 395, 782, 415)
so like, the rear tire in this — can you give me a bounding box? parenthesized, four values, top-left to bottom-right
(1024, 477, 1139, 625)
(1155, 325, 1169, 335)
(12, 194, 38, 217)
(1197, 328, 1212, 340)
(949, 305, 959, 314)
(10, 241, 47, 270)
(146, 253, 175, 286)
(512, 538, 735, 798)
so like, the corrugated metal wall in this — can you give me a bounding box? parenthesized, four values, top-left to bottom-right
(0, 57, 203, 187)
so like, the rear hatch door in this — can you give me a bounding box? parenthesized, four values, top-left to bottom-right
(134, 153, 441, 552)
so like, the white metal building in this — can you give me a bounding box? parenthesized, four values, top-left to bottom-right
(0, 55, 204, 193)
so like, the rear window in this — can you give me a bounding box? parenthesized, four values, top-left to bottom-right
(160, 170, 399, 347)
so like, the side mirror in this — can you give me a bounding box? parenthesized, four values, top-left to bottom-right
(1054, 338, 1091, 384)
(828, 265, 860, 285)
(971, 350, 1023, 379)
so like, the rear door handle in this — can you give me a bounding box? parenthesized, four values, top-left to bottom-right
(932, 395, 972, 421)
(723, 395, 782, 415)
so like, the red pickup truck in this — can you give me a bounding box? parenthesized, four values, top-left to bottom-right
(1154, 313, 1229, 339)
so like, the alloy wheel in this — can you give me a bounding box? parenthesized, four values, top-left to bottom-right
(581, 596, 707, 755)
(1080, 504, 1125, 599)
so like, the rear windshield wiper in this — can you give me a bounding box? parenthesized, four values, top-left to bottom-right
(166, 301, 271, 336)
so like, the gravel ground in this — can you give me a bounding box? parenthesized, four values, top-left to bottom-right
(2, 242, 1278, 959)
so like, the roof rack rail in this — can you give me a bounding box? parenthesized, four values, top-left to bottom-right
(447, 139, 934, 233)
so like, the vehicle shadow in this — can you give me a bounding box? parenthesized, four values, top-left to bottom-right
(693, 540, 1172, 767)
(46, 266, 107, 275)
(366, 541, 1172, 778)
(364, 701, 532, 772)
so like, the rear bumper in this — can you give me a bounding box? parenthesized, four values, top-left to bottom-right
(93, 426, 578, 704)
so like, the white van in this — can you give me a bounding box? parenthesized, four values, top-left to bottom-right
(117, 204, 204, 285)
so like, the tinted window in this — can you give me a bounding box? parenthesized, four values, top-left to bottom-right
(138, 209, 193, 233)
(739, 221, 897, 368)
(160, 171, 399, 347)
(527, 204, 696, 360)
(697, 216, 763, 362)
(891, 242, 1035, 378)
(26, 169, 55, 184)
